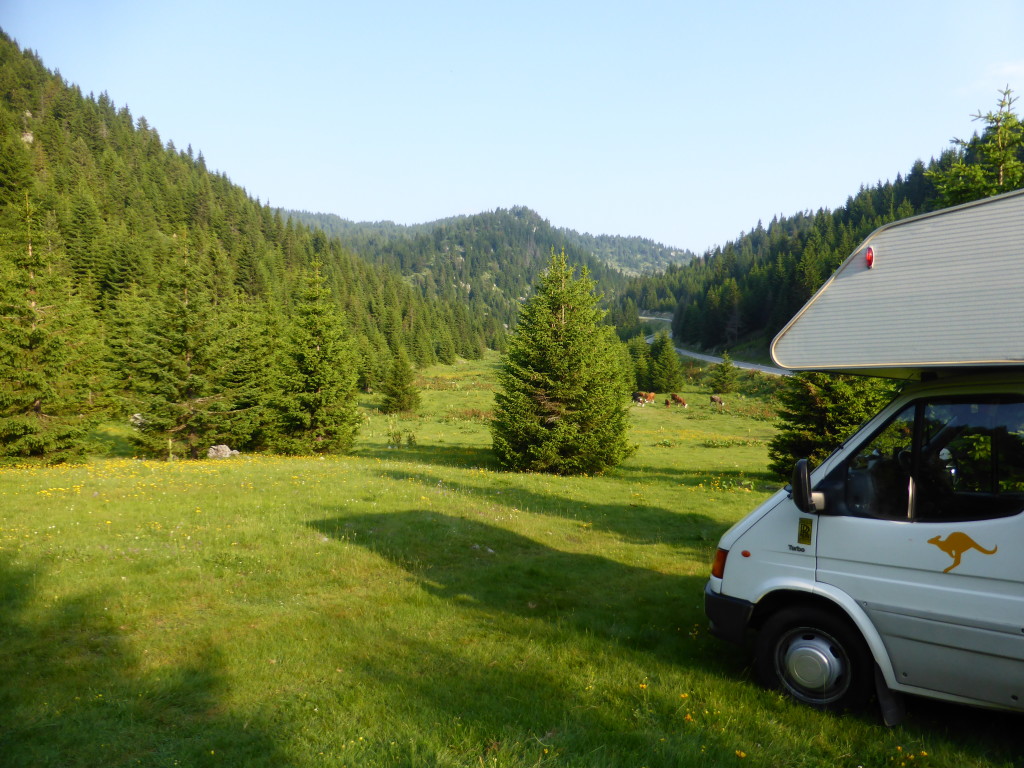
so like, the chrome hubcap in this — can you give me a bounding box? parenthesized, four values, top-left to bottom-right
(781, 632, 844, 695)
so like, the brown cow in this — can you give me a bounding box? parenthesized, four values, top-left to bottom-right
(670, 393, 688, 408)
(632, 391, 656, 406)
(710, 395, 725, 408)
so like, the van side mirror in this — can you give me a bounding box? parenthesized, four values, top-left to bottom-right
(790, 458, 825, 513)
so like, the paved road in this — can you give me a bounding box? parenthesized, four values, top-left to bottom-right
(639, 316, 791, 377)
(672, 346, 791, 376)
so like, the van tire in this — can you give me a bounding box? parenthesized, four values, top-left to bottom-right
(754, 605, 873, 711)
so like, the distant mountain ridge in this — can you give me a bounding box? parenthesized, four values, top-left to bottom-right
(556, 228, 695, 275)
(283, 207, 694, 276)
(282, 207, 669, 335)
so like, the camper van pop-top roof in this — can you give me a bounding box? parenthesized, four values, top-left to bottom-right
(770, 188, 1024, 380)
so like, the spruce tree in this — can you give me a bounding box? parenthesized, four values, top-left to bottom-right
(767, 371, 895, 480)
(212, 298, 282, 451)
(0, 185, 104, 463)
(927, 87, 1024, 205)
(268, 260, 361, 454)
(625, 334, 653, 391)
(491, 250, 634, 474)
(649, 330, 685, 392)
(707, 351, 739, 394)
(379, 347, 420, 414)
(354, 329, 388, 393)
(118, 235, 233, 459)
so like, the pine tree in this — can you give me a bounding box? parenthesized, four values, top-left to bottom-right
(212, 298, 281, 450)
(707, 352, 739, 395)
(491, 250, 635, 475)
(268, 260, 361, 454)
(927, 87, 1024, 206)
(354, 329, 388, 393)
(625, 334, 653, 391)
(118, 235, 233, 459)
(767, 371, 895, 480)
(379, 347, 421, 414)
(0, 184, 104, 463)
(649, 330, 685, 392)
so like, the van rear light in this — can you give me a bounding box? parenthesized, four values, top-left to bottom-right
(711, 548, 728, 579)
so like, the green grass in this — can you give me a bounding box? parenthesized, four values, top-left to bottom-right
(0, 354, 1019, 767)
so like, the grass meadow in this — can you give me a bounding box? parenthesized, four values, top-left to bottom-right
(1, 354, 1019, 767)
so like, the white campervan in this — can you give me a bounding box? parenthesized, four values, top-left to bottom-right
(704, 189, 1024, 723)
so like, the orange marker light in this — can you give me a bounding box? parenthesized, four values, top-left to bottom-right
(711, 548, 728, 579)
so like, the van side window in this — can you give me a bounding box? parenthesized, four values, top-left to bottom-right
(842, 397, 1024, 521)
(914, 399, 1024, 520)
(845, 405, 915, 518)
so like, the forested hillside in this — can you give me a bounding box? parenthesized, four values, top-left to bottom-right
(556, 228, 694, 275)
(0, 32, 494, 461)
(615, 165, 938, 349)
(284, 207, 633, 334)
(3, 21, 1018, 465)
(617, 88, 1023, 353)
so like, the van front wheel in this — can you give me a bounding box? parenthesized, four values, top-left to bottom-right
(755, 606, 873, 711)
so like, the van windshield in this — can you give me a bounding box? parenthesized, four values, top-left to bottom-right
(841, 396, 1024, 521)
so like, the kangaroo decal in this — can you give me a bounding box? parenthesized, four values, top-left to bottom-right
(927, 532, 998, 573)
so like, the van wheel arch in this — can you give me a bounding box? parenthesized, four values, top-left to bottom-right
(754, 602, 875, 711)
(750, 590, 840, 630)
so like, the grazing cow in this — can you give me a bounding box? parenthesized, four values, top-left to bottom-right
(670, 393, 688, 408)
(633, 391, 656, 406)
(710, 395, 725, 408)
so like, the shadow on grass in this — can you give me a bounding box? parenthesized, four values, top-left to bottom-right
(896, 696, 1023, 761)
(310, 509, 726, 668)
(355, 442, 501, 470)
(370, 464, 729, 549)
(310, 509, 755, 760)
(612, 462, 781, 493)
(311, 511, 1023, 764)
(0, 553, 294, 768)
(339, 631, 729, 766)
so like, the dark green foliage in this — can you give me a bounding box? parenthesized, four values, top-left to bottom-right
(767, 372, 896, 480)
(706, 352, 739, 395)
(284, 206, 635, 353)
(117, 236, 236, 460)
(209, 300, 282, 451)
(625, 335, 653, 391)
(0, 33, 504, 460)
(379, 347, 421, 414)
(648, 331, 685, 393)
(617, 90, 1023, 356)
(557, 229, 694, 275)
(927, 87, 1024, 206)
(268, 262, 361, 455)
(0, 194, 104, 463)
(491, 251, 635, 475)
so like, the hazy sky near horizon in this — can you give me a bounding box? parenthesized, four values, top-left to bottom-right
(4, 1, 1023, 252)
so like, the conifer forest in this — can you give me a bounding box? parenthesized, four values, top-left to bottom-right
(1, 28, 1021, 464)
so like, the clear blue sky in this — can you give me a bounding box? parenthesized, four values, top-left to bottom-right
(4, 0, 1022, 253)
